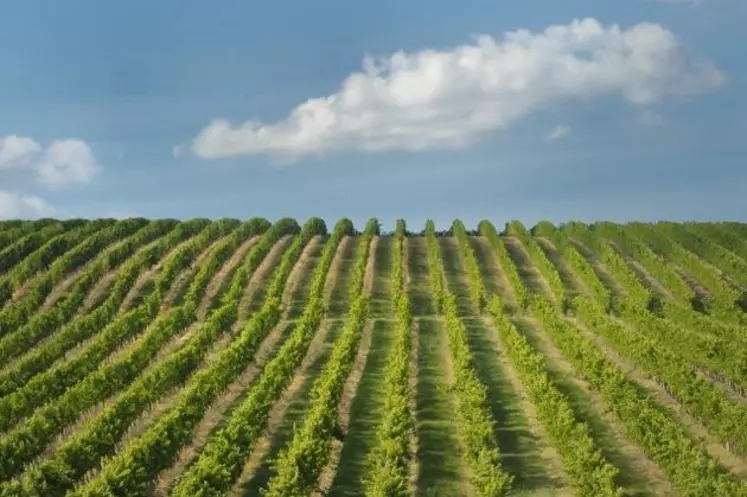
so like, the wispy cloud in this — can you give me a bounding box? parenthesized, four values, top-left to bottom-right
(189, 18, 725, 162)
(546, 125, 571, 141)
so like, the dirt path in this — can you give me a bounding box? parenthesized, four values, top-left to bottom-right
(284, 236, 324, 319)
(80, 272, 117, 313)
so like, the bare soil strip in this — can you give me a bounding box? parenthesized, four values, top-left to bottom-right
(674, 265, 712, 301)
(323, 236, 351, 302)
(238, 235, 293, 323)
(284, 236, 324, 317)
(197, 236, 259, 318)
(120, 235, 206, 312)
(161, 234, 232, 310)
(363, 236, 379, 296)
(80, 272, 117, 313)
(39, 269, 84, 310)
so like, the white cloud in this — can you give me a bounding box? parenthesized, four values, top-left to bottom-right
(0, 135, 100, 219)
(547, 125, 571, 140)
(190, 18, 725, 162)
(0, 136, 100, 189)
(0, 136, 42, 168)
(0, 191, 55, 219)
(37, 140, 100, 189)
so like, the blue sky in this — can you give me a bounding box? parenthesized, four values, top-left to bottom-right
(0, 0, 745, 231)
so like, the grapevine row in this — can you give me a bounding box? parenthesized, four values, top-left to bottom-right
(166, 219, 352, 496)
(478, 220, 529, 309)
(425, 220, 513, 497)
(0, 218, 150, 335)
(625, 223, 740, 317)
(506, 221, 566, 306)
(567, 296, 747, 495)
(0, 218, 303, 497)
(261, 218, 378, 496)
(0, 220, 265, 466)
(0, 221, 68, 276)
(660, 222, 747, 287)
(0, 219, 233, 397)
(365, 219, 414, 497)
(0, 220, 112, 306)
(466, 222, 622, 495)
(452, 219, 487, 311)
(68, 218, 337, 496)
(580, 298, 747, 455)
(535, 222, 612, 310)
(592, 222, 695, 305)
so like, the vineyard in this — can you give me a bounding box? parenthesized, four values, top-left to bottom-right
(1, 217, 747, 496)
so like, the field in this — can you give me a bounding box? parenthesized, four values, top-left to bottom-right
(0, 217, 747, 497)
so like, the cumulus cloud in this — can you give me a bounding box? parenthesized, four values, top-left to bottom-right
(190, 18, 725, 161)
(0, 191, 56, 219)
(37, 140, 100, 188)
(547, 125, 571, 140)
(0, 136, 42, 168)
(0, 136, 100, 188)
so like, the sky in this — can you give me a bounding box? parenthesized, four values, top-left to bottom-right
(1, 0, 746, 231)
